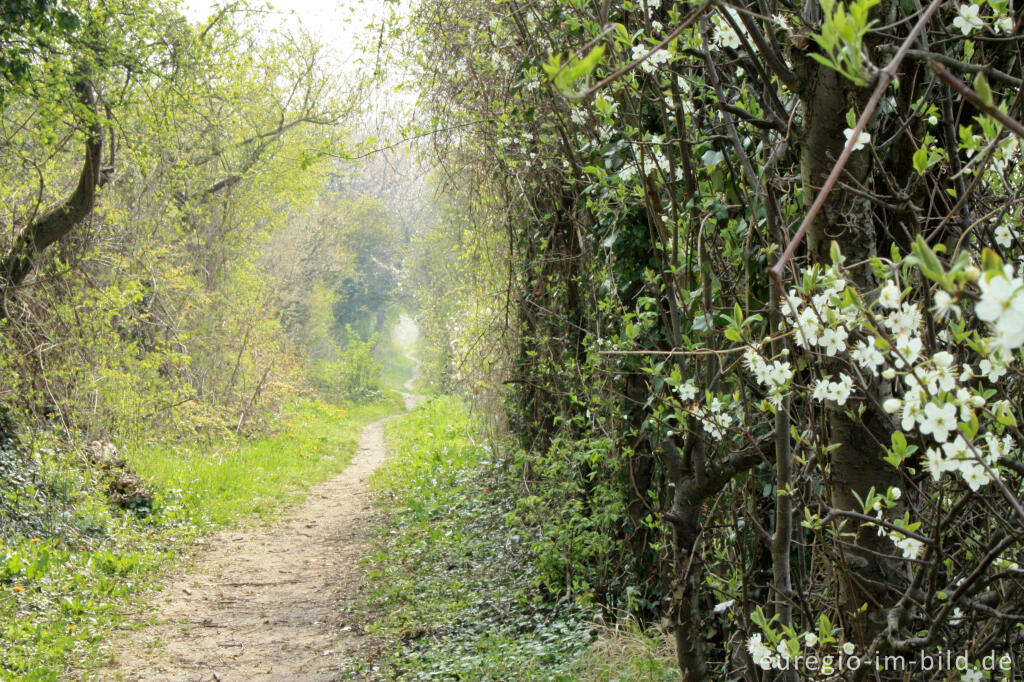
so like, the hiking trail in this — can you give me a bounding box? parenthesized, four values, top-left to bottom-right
(101, 349, 423, 681)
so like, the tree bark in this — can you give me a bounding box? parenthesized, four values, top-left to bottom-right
(796, 57, 902, 642)
(0, 77, 104, 295)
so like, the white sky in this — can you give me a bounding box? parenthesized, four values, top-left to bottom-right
(181, 0, 392, 70)
(182, 0, 418, 156)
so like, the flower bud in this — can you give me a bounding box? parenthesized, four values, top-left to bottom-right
(883, 398, 902, 413)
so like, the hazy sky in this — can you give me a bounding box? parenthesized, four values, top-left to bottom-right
(181, 0, 390, 68)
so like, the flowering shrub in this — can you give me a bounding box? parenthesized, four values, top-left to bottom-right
(404, 0, 1024, 677)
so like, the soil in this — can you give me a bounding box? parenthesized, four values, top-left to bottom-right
(99, 359, 423, 681)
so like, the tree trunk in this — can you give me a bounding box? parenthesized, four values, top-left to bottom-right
(796, 59, 901, 641)
(0, 77, 104, 297)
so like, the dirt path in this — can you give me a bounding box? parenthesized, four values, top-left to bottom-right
(101, 358, 423, 681)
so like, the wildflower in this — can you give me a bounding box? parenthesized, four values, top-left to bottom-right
(820, 326, 848, 356)
(995, 16, 1014, 34)
(943, 435, 972, 464)
(915, 447, 935, 480)
(677, 383, 698, 402)
(747, 633, 773, 668)
(932, 289, 960, 319)
(637, 47, 671, 73)
(893, 334, 923, 368)
(995, 224, 1015, 248)
(962, 463, 991, 491)
(894, 535, 924, 559)
(976, 271, 1024, 344)
(979, 357, 1008, 382)
(901, 400, 923, 431)
(962, 669, 983, 682)
(713, 599, 735, 614)
(886, 305, 922, 336)
(842, 642, 856, 655)
(813, 376, 854, 405)
(812, 380, 831, 402)
(767, 361, 793, 387)
(714, 13, 742, 49)
(804, 632, 819, 648)
(928, 362, 958, 393)
(851, 339, 885, 374)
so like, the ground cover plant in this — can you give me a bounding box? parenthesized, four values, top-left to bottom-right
(351, 396, 598, 680)
(0, 395, 400, 679)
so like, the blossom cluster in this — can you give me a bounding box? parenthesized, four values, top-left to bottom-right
(779, 263, 1017, 493)
(743, 346, 793, 407)
(746, 632, 856, 672)
(952, 2, 1015, 35)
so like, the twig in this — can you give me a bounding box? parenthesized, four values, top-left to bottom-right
(573, 2, 712, 100)
(768, 0, 944, 283)
(929, 60, 1024, 140)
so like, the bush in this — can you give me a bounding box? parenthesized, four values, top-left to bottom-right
(309, 326, 382, 403)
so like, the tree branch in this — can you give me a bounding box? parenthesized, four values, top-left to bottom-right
(1, 76, 105, 293)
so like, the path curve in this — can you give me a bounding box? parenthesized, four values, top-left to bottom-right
(102, 355, 423, 681)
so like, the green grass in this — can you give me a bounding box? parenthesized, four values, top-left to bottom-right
(342, 395, 682, 681)
(128, 396, 400, 526)
(344, 395, 596, 680)
(0, 393, 402, 680)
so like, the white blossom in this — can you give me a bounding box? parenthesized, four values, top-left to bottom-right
(919, 401, 958, 442)
(952, 4, 984, 34)
(995, 223, 1016, 248)
(878, 280, 902, 308)
(844, 128, 871, 151)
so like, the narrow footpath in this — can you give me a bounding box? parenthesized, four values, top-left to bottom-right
(103, 357, 423, 681)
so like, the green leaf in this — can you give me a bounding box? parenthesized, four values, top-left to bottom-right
(981, 248, 1003, 273)
(973, 72, 994, 108)
(909, 235, 948, 286)
(913, 146, 929, 174)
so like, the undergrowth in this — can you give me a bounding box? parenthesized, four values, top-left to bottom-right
(0, 395, 400, 680)
(351, 395, 594, 680)
(348, 395, 681, 681)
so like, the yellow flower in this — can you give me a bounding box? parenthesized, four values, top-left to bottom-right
(30, 538, 41, 543)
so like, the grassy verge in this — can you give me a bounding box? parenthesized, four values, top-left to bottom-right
(0, 394, 401, 680)
(128, 397, 400, 526)
(346, 396, 593, 680)
(343, 395, 682, 681)
(564, 623, 680, 680)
